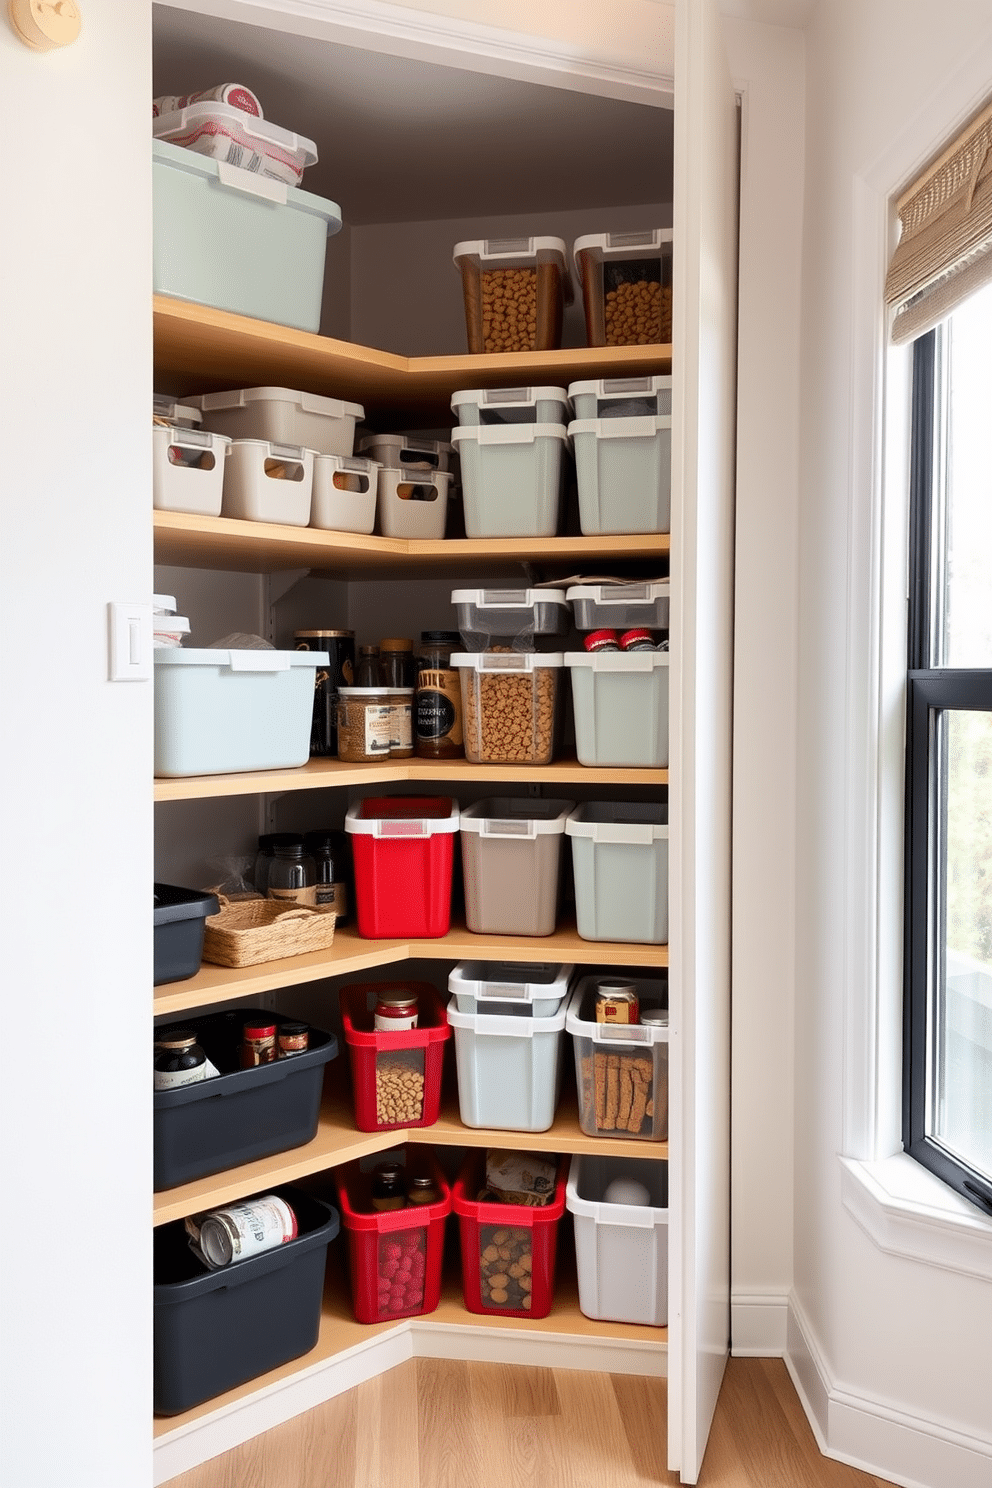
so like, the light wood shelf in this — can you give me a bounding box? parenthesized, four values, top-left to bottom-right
(153, 1248, 666, 1438)
(153, 918, 669, 1017)
(153, 295, 672, 428)
(154, 753, 667, 802)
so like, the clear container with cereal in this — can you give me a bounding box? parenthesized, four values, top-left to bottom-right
(573, 230, 673, 347)
(452, 652, 563, 765)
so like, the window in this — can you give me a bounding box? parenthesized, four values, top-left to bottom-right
(904, 283, 992, 1214)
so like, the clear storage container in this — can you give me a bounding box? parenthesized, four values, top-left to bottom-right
(195, 387, 364, 457)
(573, 230, 673, 347)
(448, 960, 573, 1017)
(453, 237, 572, 354)
(565, 802, 669, 944)
(153, 101, 318, 187)
(565, 649, 670, 768)
(222, 439, 315, 525)
(566, 581, 670, 633)
(450, 587, 570, 650)
(453, 652, 562, 765)
(458, 798, 573, 936)
(566, 1153, 669, 1325)
(566, 974, 669, 1141)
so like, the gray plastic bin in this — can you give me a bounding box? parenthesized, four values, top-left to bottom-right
(448, 960, 573, 1017)
(451, 423, 569, 538)
(566, 974, 669, 1140)
(566, 581, 669, 633)
(567, 375, 672, 421)
(566, 1153, 669, 1325)
(446, 999, 569, 1131)
(565, 802, 669, 944)
(451, 587, 570, 650)
(568, 414, 671, 535)
(459, 798, 574, 935)
(566, 650, 670, 768)
(451, 386, 571, 427)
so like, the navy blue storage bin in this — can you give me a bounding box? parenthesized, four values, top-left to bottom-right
(154, 1189, 338, 1415)
(154, 1009, 338, 1191)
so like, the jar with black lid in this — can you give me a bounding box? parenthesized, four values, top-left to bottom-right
(267, 841, 317, 907)
(303, 829, 350, 926)
(254, 832, 304, 896)
(356, 644, 384, 688)
(380, 638, 417, 689)
(154, 1030, 207, 1090)
(294, 629, 355, 758)
(415, 630, 464, 759)
(370, 1162, 406, 1212)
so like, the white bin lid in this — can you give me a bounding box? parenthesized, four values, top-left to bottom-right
(153, 425, 231, 449)
(450, 588, 568, 609)
(446, 1002, 568, 1036)
(358, 433, 454, 457)
(452, 652, 563, 673)
(568, 416, 671, 439)
(564, 650, 669, 672)
(451, 386, 570, 412)
(566, 581, 669, 604)
(567, 375, 672, 399)
(153, 396, 202, 427)
(449, 960, 573, 1001)
(450, 423, 569, 448)
(459, 797, 574, 836)
(152, 140, 342, 233)
(565, 801, 668, 842)
(453, 237, 574, 303)
(196, 387, 364, 421)
(572, 228, 673, 270)
(153, 647, 328, 670)
(345, 797, 460, 836)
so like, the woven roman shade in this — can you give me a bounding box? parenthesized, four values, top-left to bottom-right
(886, 96, 992, 343)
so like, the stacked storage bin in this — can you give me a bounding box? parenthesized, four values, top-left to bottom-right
(565, 1153, 669, 1326)
(566, 802, 669, 945)
(565, 581, 670, 769)
(446, 961, 573, 1131)
(357, 433, 454, 539)
(152, 396, 231, 517)
(567, 376, 672, 535)
(450, 386, 572, 538)
(565, 974, 669, 1141)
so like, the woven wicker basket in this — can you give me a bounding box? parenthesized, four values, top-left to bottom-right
(202, 897, 337, 968)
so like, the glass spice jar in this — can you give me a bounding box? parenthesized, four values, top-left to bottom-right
(406, 1175, 439, 1206)
(380, 637, 417, 690)
(303, 829, 350, 926)
(415, 630, 464, 758)
(370, 1162, 407, 1212)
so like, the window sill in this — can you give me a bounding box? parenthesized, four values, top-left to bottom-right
(840, 1152, 992, 1282)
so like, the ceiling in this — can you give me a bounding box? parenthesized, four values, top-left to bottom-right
(152, 4, 674, 225)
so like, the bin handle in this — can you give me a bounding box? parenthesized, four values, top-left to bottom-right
(227, 653, 291, 673)
(216, 161, 288, 206)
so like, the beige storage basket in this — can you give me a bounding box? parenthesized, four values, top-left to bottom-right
(202, 896, 336, 968)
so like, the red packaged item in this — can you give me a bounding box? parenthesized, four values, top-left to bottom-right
(339, 981, 451, 1132)
(336, 1150, 451, 1323)
(619, 628, 656, 652)
(583, 629, 620, 653)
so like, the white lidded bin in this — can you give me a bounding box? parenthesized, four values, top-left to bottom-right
(453, 236, 573, 354)
(446, 998, 570, 1131)
(566, 1153, 669, 1325)
(311, 454, 380, 534)
(377, 468, 451, 539)
(448, 960, 573, 1018)
(566, 802, 669, 944)
(357, 433, 453, 474)
(566, 649, 670, 768)
(566, 581, 669, 634)
(451, 386, 571, 428)
(459, 798, 574, 936)
(152, 139, 341, 333)
(194, 387, 364, 458)
(567, 375, 672, 422)
(153, 101, 318, 188)
(152, 425, 231, 517)
(451, 587, 570, 649)
(568, 413, 671, 535)
(153, 395, 202, 429)
(451, 423, 569, 538)
(573, 229, 673, 348)
(154, 648, 328, 777)
(566, 975, 669, 1141)
(223, 440, 315, 526)
(453, 652, 563, 765)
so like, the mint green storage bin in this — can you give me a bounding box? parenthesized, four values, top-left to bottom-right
(565, 802, 669, 945)
(153, 140, 342, 333)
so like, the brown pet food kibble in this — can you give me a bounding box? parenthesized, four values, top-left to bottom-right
(481, 267, 539, 353)
(461, 657, 558, 764)
(604, 279, 673, 346)
(375, 1053, 425, 1125)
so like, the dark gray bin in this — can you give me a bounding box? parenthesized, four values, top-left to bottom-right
(153, 884, 219, 985)
(154, 1008, 338, 1191)
(154, 1189, 338, 1415)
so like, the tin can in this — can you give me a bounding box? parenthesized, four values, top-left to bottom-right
(295, 630, 355, 757)
(619, 628, 656, 651)
(595, 981, 640, 1024)
(241, 1020, 277, 1067)
(374, 990, 419, 1031)
(277, 1021, 310, 1057)
(584, 629, 620, 652)
(186, 1194, 297, 1270)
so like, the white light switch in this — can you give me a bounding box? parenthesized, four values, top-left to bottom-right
(109, 602, 153, 681)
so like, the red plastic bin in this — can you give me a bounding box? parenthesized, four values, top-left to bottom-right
(451, 1150, 568, 1319)
(339, 981, 451, 1132)
(344, 796, 460, 939)
(336, 1149, 452, 1323)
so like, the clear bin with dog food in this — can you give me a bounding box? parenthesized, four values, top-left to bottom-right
(453, 237, 572, 354)
(452, 653, 563, 765)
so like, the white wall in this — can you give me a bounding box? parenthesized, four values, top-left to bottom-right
(792, 2, 992, 1481)
(0, 6, 153, 1487)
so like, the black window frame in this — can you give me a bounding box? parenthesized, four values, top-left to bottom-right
(903, 327, 992, 1217)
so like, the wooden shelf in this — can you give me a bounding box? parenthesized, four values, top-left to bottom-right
(152, 508, 670, 579)
(153, 1247, 666, 1438)
(154, 753, 667, 802)
(153, 1079, 669, 1227)
(153, 918, 669, 1017)
(153, 295, 673, 428)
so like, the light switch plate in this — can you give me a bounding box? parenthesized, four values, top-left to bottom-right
(109, 602, 153, 681)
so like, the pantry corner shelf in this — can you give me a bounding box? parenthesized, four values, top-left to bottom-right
(153, 295, 673, 428)
(153, 754, 668, 802)
(153, 919, 669, 1017)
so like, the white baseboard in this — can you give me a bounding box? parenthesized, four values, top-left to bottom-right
(786, 1294, 992, 1488)
(153, 1321, 666, 1483)
(730, 1290, 790, 1355)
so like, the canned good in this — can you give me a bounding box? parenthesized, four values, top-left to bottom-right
(595, 981, 640, 1024)
(584, 629, 620, 652)
(295, 629, 355, 757)
(241, 1020, 277, 1067)
(619, 628, 656, 651)
(277, 1021, 310, 1057)
(374, 990, 420, 1032)
(186, 1194, 297, 1270)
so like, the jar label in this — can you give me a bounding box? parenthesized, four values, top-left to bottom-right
(154, 1062, 207, 1091)
(365, 705, 393, 756)
(415, 669, 463, 745)
(391, 700, 413, 750)
(269, 885, 318, 907)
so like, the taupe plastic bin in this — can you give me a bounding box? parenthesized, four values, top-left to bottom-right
(565, 801, 669, 944)
(566, 650, 670, 768)
(459, 797, 574, 935)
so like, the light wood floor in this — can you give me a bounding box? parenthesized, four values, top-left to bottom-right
(168, 1357, 896, 1487)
